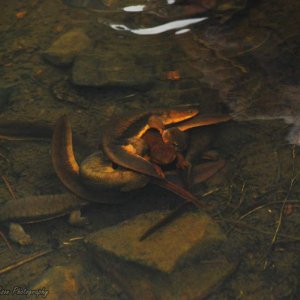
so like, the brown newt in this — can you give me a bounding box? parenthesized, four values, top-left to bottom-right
(142, 129, 177, 166)
(0, 120, 53, 141)
(0, 194, 87, 245)
(52, 116, 141, 203)
(80, 151, 150, 192)
(53, 115, 205, 209)
(139, 114, 232, 240)
(142, 128, 189, 169)
(102, 106, 199, 179)
(171, 113, 232, 132)
(0, 194, 87, 224)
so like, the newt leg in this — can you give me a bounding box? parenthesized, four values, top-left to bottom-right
(176, 153, 190, 169)
(152, 163, 165, 178)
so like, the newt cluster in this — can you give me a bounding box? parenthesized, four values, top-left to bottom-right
(0, 107, 231, 245)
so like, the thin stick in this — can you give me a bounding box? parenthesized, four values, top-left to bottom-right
(221, 218, 300, 243)
(239, 200, 300, 221)
(0, 236, 85, 275)
(1, 176, 17, 201)
(0, 230, 13, 252)
(262, 146, 298, 269)
(271, 146, 297, 246)
(232, 32, 271, 57)
(0, 152, 9, 162)
(0, 248, 53, 275)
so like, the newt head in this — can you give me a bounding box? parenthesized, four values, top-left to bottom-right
(159, 106, 199, 126)
(162, 127, 188, 152)
(136, 106, 199, 138)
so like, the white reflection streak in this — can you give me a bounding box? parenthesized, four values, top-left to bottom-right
(175, 28, 191, 35)
(123, 5, 145, 12)
(110, 17, 208, 35)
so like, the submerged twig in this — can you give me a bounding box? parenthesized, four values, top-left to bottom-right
(0, 230, 13, 252)
(262, 146, 298, 269)
(220, 218, 300, 244)
(0, 248, 53, 275)
(1, 176, 17, 201)
(239, 199, 300, 221)
(0, 236, 85, 276)
(231, 31, 271, 57)
(271, 145, 297, 246)
(0, 152, 9, 162)
(229, 181, 246, 214)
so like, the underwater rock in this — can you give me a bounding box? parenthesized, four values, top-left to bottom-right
(63, 0, 105, 9)
(29, 264, 86, 300)
(72, 54, 154, 88)
(9, 222, 33, 246)
(43, 29, 92, 66)
(85, 210, 236, 299)
(86, 210, 226, 273)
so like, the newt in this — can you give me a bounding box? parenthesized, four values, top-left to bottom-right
(169, 113, 232, 132)
(139, 113, 232, 240)
(101, 110, 233, 209)
(102, 111, 231, 178)
(141, 114, 231, 177)
(0, 117, 145, 202)
(53, 115, 205, 209)
(142, 128, 189, 169)
(80, 151, 150, 192)
(142, 129, 177, 166)
(102, 106, 199, 179)
(0, 118, 150, 245)
(0, 120, 53, 141)
(51, 116, 146, 203)
(0, 113, 231, 243)
(101, 107, 214, 208)
(0, 194, 87, 245)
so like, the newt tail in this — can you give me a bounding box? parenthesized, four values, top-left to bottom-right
(51, 116, 125, 204)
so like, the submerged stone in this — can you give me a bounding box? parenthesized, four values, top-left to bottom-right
(86, 210, 226, 273)
(29, 264, 86, 300)
(43, 29, 92, 66)
(72, 54, 154, 88)
(28, 262, 129, 300)
(85, 210, 237, 299)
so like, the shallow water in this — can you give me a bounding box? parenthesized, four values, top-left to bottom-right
(0, 0, 300, 299)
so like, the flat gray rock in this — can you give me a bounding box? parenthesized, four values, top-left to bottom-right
(72, 54, 154, 88)
(29, 264, 85, 300)
(85, 210, 237, 299)
(43, 29, 92, 66)
(86, 210, 226, 273)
